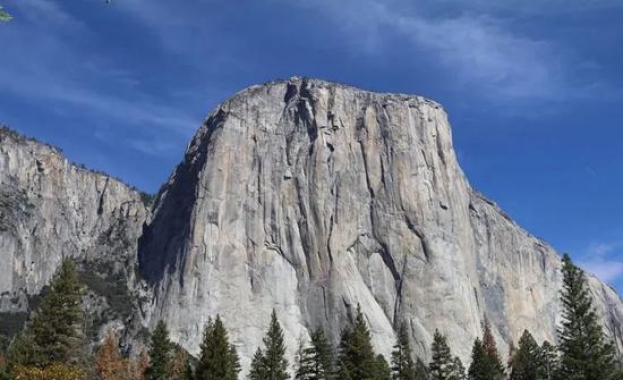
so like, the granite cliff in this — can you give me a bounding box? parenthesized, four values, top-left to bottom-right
(138, 78, 623, 370)
(1, 78, 622, 374)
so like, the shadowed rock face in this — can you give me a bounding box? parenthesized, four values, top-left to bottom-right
(138, 77, 623, 372)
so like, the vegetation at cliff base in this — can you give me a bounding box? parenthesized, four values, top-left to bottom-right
(0, 255, 620, 380)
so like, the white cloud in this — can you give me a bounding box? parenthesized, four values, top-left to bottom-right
(578, 241, 623, 283)
(294, 0, 577, 102)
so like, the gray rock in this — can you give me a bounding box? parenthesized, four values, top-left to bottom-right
(0, 128, 149, 314)
(2, 78, 622, 376)
(138, 77, 623, 374)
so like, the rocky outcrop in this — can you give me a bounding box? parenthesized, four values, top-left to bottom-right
(138, 77, 623, 372)
(2, 78, 622, 374)
(0, 127, 149, 316)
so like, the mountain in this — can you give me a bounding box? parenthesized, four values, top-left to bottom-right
(1, 78, 622, 373)
(0, 126, 149, 343)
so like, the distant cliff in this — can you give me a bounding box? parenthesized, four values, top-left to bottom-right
(0, 126, 149, 342)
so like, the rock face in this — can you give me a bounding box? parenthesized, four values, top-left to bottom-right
(0, 128, 149, 315)
(2, 78, 623, 374)
(138, 77, 623, 372)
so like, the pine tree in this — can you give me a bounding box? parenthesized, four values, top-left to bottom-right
(429, 330, 454, 380)
(467, 335, 504, 380)
(468, 320, 505, 380)
(337, 305, 379, 380)
(295, 336, 312, 380)
(449, 357, 465, 380)
(249, 310, 289, 380)
(21, 258, 86, 367)
(508, 330, 540, 380)
(196, 315, 240, 380)
(374, 354, 392, 380)
(249, 348, 267, 380)
(538, 341, 559, 380)
(295, 328, 334, 380)
(392, 324, 415, 380)
(558, 254, 617, 380)
(144, 321, 172, 380)
(414, 359, 429, 380)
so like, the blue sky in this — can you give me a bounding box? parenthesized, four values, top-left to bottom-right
(1, 0, 623, 291)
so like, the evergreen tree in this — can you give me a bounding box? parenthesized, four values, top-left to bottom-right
(538, 341, 559, 380)
(249, 348, 267, 380)
(337, 305, 379, 380)
(558, 254, 617, 380)
(429, 330, 454, 380)
(21, 258, 85, 367)
(196, 315, 240, 380)
(414, 359, 429, 380)
(508, 330, 540, 380)
(249, 310, 289, 380)
(449, 357, 465, 380)
(392, 324, 415, 380)
(144, 321, 172, 380)
(374, 354, 392, 380)
(467, 336, 504, 380)
(468, 320, 504, 380)
(295, 337, 312, 380)
(295, 328, 334, 380)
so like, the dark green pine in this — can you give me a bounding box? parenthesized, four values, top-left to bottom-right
(262, 310, 290, 380)
(337, 305, 379, 380)
(558, 254, 617, 380)
(295, 328, 335, 380)
(429, 330, 454, 380)
(145, 320, 173, 380)
(509, 330, 540, 380)
(27, 258, 85, 367)
(391, 323, 416, 380)
(538, 341, 559, 380)
(196, 315, 241, 380)
(249, 348, 267, 380)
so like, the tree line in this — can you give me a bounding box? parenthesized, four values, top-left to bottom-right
(0, 254, 620, 380)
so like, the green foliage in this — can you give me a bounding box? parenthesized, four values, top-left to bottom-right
(0, 313, 28, 348)
(508, 330, 540, 380)
(77, 263, 135, 331)
(449, 357, 466, 380)
(414, 359, 429, 380)
(538, 341, 559, 380)
(467, 335, 504, 380)
(337, 305, 388, 380)
(196, 315, 240, 380)
(429, 330, 454, 380)
(249, 310, 289, 380)
(11, 259, 86, 367)
(249, 348, 266, 380)
(145, 321, 173, 380)
(295, 328, 334, 380)
(391, 324, 415, 380)
(374, 354, 392, 380)
(139, 192, 156, 207)
(558, 254, 617, 380)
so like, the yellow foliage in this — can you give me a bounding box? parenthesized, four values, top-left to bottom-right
(12, 363, 87, 380)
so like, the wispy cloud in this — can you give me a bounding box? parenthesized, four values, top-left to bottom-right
(294, 0, 599, 102)
(0, 1, 199, 150)
(578, 241, 623, 283)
